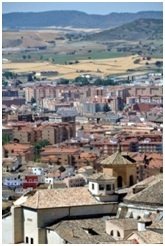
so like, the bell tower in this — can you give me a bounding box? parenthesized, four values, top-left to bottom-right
(101, 145, 137, 188)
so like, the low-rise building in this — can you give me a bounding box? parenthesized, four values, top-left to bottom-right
(3, 143, 34, 164)
(106, 218, 138, 240)
(3, 175, 119, 244)
(63, 175, 85, 187)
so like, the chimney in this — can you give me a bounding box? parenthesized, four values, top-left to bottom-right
(138, 220, 146, 232)
(133, 185, 146, 194)
(138, 218, 152, 232)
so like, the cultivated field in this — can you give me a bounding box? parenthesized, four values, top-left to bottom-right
(2, 55, 162, 79)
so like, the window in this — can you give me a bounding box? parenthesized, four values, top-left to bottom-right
(92, 183, 94, 190)
(106, 184, 111, 191)
(110, 230, 113, 236)
(117, 231, 120, 237)
(31, 238, 34, 244)
(99, 184, 104, 191)
(25, 237, 28, 243)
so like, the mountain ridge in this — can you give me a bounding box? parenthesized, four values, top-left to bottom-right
(2, 10, 163, 29)
(87, 18, 163, 41)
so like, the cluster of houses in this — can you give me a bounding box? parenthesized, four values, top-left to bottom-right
(2, 72, 163, 244)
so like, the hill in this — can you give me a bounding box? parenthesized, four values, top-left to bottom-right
(2, 10, 162, 30)
(87, 18, 163, 41)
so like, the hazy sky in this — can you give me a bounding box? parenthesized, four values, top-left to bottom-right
(2, 2, 163, 15)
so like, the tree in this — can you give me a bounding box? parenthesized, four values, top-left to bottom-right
(2, 134, 10, 145)
(33, 139, 51, 161)
(133, 58, 140, 64)
(2, 80, 8, 87)
(60, 78, 70, 85)
(3, 71, 17, 79)
(22, 55, 26, 60)
(155, 61, 163, 67)
(27, 55, 31, 59)
(27, 74, 33, 82)
(31, 97, 36, 105)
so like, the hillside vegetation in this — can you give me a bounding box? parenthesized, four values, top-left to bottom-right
(87, 18, 163, 41)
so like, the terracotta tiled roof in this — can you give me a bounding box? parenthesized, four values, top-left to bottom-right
(22, 187, 99, 209)
(88, 173, 116, 181)
(41, 147, 80, 154)
(101, 148, 135, 166)
(3, 143, 32, 151)
(106, 218, 137, 230)
(124, 174, 163, 205)
(47, 218, 115, 244)
(130, 231, 163, 244)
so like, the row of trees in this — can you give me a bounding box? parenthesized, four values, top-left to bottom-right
(72, 76, 130, 86)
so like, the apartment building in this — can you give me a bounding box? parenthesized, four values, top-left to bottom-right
(2, 97, 26, 107)
(83, 102, 106, 114)
(138, 141, 162, 153)
(12, 121, 76, 145)
(128, 85, 163, 96)
(2, 89, 19, 97)
(39, 122, 76, 145)
(13, 127, 35, 144)
(40, 146, 81, 166)
(126, 95, 163, 105)
(108, 96, 123, 111)
(25, 85, 57, 105)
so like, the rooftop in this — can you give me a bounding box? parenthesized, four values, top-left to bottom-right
(22, 187, 101, 209)
(47, 217, 115, 244)
(106, 218, 137, 230)
(88, 173, 116, 181)
(124, 173, 163, 205)
(128, 231, 163, 244)
(101, 147, 136, 166)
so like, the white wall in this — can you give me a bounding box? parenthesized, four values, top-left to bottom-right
(47, 230, 65, 244)
(89, 181, 115, 196)
(45, 177, 54, 184)
(23, 208, 39, 244)
(70, 203, 117, 217)
(22, 202, 118, 243)
(119, 203, 162, 220)
(2, 214, 13, 244)
(32, 167, 44, 176)
(38, 207, 69, 228)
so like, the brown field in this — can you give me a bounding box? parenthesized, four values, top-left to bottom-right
(2, 55, 162, 79)
(2, 28, 101, 49)
(2, 30, 67, 48)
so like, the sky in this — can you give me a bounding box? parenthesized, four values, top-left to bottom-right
(2, 2, 163, 15)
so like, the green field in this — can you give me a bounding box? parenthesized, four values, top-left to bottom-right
(4, 50, 132, 65)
